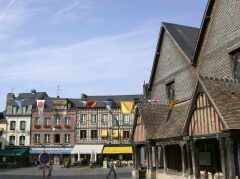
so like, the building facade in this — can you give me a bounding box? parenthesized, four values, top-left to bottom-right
(72, 93, 143, 166)
(29, 97, 80, 165)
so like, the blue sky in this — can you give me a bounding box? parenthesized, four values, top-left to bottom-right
(0, 0, 208, 111)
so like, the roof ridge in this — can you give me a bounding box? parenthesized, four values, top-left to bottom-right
(200, 75, 239, 83)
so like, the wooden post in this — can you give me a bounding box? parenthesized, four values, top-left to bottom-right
(162, 144, 167, 174)
(180, 143, 187, 176)
(218, 137, 226, 178)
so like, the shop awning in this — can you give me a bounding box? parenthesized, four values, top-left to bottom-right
(0, 127, 3, 131)
(101, 130, 108, 137)
(29, 148, 72, 154)
(112, 130, 118, 138)
(102, 146, 132, 154)
(0, 148, 28, 156)
(71, 144, 104, 154)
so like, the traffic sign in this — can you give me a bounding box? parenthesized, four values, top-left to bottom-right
(39, 152, 50, 164)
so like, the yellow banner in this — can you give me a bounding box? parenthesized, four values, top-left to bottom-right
(169, 100, 177, 110)
(121, 101, 134, 114)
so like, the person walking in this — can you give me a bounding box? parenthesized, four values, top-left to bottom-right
(106, 159, 116, 179)
(47, 162, 53, 179)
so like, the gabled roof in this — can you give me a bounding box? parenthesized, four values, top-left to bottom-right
(153, 100, 190, 139)
(163, 23, 199, 60)
(199, 76, 240, 129)
(149, 22, 199, 89)
(132, 104, 169, 140)
(192, 0, 214, 65)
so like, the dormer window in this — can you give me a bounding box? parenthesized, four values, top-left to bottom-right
(230, 48, 240, 80)
(166, 80, 175, 101)
(12, 106, 17, 114)
(22, 106, 27, 114)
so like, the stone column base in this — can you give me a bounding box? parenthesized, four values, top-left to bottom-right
(146, 171, 156, 179)
(132, 169, 139, 179)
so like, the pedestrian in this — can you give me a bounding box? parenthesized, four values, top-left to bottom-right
(47, 162, 53, 179)
(106, 159, 116, 179)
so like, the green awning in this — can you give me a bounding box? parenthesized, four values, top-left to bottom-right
(0, 148, 28, 156)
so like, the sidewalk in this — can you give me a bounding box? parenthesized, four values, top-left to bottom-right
(0, 165, 133, 179)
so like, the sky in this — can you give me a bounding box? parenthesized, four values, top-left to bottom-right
(0, 0, 208, 111)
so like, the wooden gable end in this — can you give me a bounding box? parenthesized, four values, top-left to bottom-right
(188, 93, 223, 136)
(133, 115, 146, 142)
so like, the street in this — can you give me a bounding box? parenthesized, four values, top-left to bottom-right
(0, 165, 133, 179)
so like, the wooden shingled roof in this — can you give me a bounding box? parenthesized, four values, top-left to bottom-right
(153, 100, 190, 140)
(199, 76, 240, 129)
(134, 101, 190, 140)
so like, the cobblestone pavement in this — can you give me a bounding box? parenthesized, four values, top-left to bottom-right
(0, 165, 133, 179)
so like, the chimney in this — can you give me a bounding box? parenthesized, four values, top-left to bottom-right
(81, 93, 87, 100)
(143, 81, 148, 99)
(6, 92, 15, 107)
(31, 89, 36, 94)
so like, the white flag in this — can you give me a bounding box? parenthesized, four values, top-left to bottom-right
(37, 100, 45, 119)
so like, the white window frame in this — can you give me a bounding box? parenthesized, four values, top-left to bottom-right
(102, 114, 108, 124)
(80, 114, 87, 124)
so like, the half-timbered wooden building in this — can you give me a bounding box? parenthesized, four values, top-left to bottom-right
(131, 0, 240, 178)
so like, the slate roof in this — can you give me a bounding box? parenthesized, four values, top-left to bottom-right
(33, 94, 143, 109)
(77, 94, 143, 108)
(10, 91, 48, 106)
(153, 100, 190, 139)
(149, 22, 199, 88)
(200, 76, 240, 129)
(163, 22, 200, 60)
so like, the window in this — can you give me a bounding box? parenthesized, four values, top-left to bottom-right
(91, 130, 97, 139)
(123, 114, 130, 124)
(65, 117, 71, 125)
(44, 134, 50, 144)
(64, 134, 70, 143)
(91, 114, 97, 124)
(102, 114, 108, 124)
(112, 114, 119, 125)
(80, 130, 87, 139)
(9, 136, 15, 145)
(20, 121, 26, 130)
(166, 81, 175, 100)
(10, 121, 16, 130)
(22, 106, 27, 114)
(35, 117, 41, 125)
(34, 134, 40, 143)
(12, 106, 17, 114)
(19, 136, 25, 145)
(45, 118, 51, 125)
(80, 114, 87, 124)
(54, 134, 60, 144)
(123, 131, 130, 139)
(230, 50, 240, 80)
(55, 118, 61, 125)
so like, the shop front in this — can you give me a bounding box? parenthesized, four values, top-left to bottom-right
(71, 144, 104, 166)
(29, 147, 72, 165)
